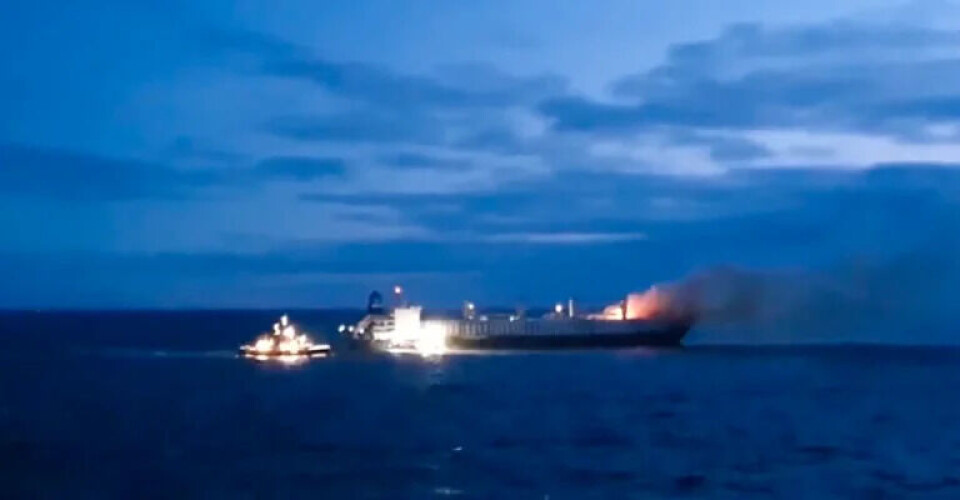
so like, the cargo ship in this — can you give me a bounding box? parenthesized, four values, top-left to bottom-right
(344, 286, 693, 354)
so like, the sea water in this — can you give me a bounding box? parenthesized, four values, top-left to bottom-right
(2, 311, 960, 498)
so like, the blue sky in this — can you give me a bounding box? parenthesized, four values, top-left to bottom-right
(3, 0, 960, 330)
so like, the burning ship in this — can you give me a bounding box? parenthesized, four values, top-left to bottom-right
(238, 314, 331, 361)
(344, 286, 693, 354)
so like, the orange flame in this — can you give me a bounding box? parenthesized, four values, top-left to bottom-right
(625, 287, 669, 319)
(589, 286, 682, 321)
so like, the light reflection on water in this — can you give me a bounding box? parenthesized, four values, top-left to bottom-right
(80, 348, 237, 359)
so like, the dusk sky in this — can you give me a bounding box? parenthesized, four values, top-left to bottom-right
(4, 0, 960, 313)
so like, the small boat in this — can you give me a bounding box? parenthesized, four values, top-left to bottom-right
(238, 315, 332, 360)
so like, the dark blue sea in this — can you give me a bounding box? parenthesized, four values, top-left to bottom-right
(2, 311, 960, 499)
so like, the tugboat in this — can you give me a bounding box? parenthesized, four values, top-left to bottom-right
(238, 314, 331, 360)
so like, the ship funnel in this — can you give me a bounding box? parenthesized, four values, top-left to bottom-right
(367, 290, 384, 314)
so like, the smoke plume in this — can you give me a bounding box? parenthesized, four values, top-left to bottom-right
(657, 239, 960, 343)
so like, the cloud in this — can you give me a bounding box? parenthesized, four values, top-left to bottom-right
(454, 127, 531, 155)
(6, 164, 960, 314)
(483, 232, 648, 244)
(263, 59, 566, 111)
(163, 136, 246, 166)
(264, 59, 477, 109)
(666, 130, 773, 162)
(0, 144, 352, 201)
(254, 156, 346, 181)
(539, 20, 960, 141)
(300, 164, 960, 251)
(0, 143, 228, 201)
(878, 96, 960, 122)
(265, 110, 443, 144)
(261, 55, 561, 165)
(378, 152, 472, 170)
(198, 27, 306, 62)
(0, 249, 478, 309)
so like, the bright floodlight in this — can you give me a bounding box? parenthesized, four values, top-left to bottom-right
(415, 323, 448, 357)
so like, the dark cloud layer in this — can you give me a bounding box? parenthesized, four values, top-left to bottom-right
(378, 152, 472, 170)
(261, 54, 563, 152)
(254, 156, 346, 181)
(668, 130, 773, 162)
(0, 144, 350, 201)
(198, 27, 306, 62)
(265, 60, 483, 110)
(264, 59, 566, 110)
(265, 110, 443, 144)
(301, 165, 960, 254)
(0, 144, 225, 201)
(540, 21, 960, 140)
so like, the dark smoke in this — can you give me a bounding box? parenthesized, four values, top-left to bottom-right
(658, 239, 960, 344)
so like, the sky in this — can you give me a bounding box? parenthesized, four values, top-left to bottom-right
(3, 0, 960, 330)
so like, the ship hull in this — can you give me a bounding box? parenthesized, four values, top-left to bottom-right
(350, 318, 693, 352)
(237, 345, 332, 359)
(446, 323, 690, 350)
